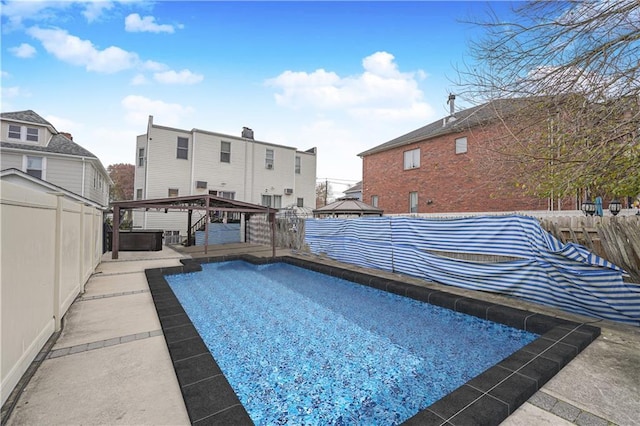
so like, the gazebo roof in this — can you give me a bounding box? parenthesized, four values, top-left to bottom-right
(111, 194, 275, 213)
(313, 197, 383, 217)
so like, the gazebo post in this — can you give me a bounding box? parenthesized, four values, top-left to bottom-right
(187, 209, 193, 246)
(204, 204, 210, 255)
(112, 205, 120, 259)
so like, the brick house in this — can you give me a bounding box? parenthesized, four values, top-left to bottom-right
(358, 97, 576, 214)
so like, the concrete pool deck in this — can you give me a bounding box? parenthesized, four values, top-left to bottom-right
(3, 243, 639, 425)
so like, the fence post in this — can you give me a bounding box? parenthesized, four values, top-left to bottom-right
(52, 192, 64, 332)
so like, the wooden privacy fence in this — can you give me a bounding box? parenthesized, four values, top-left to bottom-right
(247, 215, 306, 249)
(539, 215, 640, 283)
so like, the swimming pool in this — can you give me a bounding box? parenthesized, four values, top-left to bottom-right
(146, 255, 600, 425)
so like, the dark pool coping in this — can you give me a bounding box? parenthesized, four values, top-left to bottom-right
(145, 255, 600, 426)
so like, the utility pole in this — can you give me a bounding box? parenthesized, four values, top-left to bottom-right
(325, 178, 328, 206)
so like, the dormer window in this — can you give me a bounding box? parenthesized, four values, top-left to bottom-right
(8, 125, 21, 139)
(26, 127, 39, 142)
(7, 125, 39, 142)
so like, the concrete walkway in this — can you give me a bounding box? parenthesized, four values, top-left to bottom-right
(4, 245, 639, 425)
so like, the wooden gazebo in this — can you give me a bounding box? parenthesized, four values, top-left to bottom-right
(110, 195, 276, 259)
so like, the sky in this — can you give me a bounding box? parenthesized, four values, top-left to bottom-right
(1, 0, 513, 194)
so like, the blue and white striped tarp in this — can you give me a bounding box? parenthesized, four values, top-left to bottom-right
(304, 215, 639, 326)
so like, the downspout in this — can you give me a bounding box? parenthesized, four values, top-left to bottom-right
(81, 158, 86, 197)
(190, 130, 196, 195)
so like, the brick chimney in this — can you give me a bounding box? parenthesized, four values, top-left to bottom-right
(60, 132, 73, 140)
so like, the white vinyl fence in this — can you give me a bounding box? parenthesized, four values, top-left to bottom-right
(1, 178, 104, 406)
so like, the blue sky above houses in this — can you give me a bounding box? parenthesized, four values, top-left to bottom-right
(1, 0, 515, 190)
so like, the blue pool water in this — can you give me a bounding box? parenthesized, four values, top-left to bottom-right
(166, 261, 538, 425)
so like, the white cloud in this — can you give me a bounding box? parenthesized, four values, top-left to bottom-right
(9, 43, 37, 58)
(45, 115, 82, 134)
(0, 1, 67, 31)
(142, 60, 168, 72)
(153, 69, 204, 85)
(1, 71, 10, 78)
(125, 13, 176, 33)
(1, 86, 22, 98)
(266, 51, 432, 122)
(27, 26, 139, 73)
(131, 74, 149, 85)
(83, 1, 115, 23)
(121, 95, 194, 127)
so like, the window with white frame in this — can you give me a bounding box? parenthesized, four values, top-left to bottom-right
(273, 195, 282, 209)
(220, 141, 231, 163)
(26, 127, 39, 142)
(265, 149, 274, 169)
(455, 137, 468, 154)
(138, 148, 145, 166)
(409, 191, 418, 213)
(136, 189, 143, 199)
(177, 137, 188, 159)
(297, 197, 304, 207)
(371, 195, 379, 207)
(8, 125, 21, 139)
(168, 188, 179, 197)
(261, 194, 272, 207)
(403, 148, 420, 169)
(295, 156, 301, 174)
(219, 191, 235, 200)
(9, 125, 39, 142)
(25, 156, 45, 179)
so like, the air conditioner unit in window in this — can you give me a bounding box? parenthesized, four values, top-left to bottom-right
(266, 163, 273, 169)
(284, 188, 293, 195)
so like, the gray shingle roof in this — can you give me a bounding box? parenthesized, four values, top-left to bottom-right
(313, 198, 382, 215)
(0, 110, 54, 127)
(1, 134, 98, 158)
(358, 98, 527, 157)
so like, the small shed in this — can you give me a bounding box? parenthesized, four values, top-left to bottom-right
(313, 197, 383, 218)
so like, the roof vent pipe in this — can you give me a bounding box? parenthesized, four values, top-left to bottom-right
(448, 93, 456, 116)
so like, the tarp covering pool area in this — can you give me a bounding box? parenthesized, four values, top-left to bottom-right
(304, 215, 640, 326)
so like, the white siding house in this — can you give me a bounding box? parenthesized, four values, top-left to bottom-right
(133, 116, 317, 236)
(0, 110, 111, 207)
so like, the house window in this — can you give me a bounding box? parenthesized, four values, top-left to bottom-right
(297, 197, 304, 207)
(455, 137, 468, 154)
(196, 181, 207, 189)
(409, 191, 418, 213)
(295, 156, 301, 174)
(25, 156, 44, 179)
(261, 194, 280, 208)
(168, 188, 179, 197)
(138, 148, 145, 166)
(8, 125, 21, 139)
(371, 195, 379, 207)
(136, 189, 143, 199)
(403, 148, 420, 169)
(8, 125, 39, 142)
(219, 191, 235, 200)
(265, 149, 274, 169)
(220, 141, 231, 163)
(177, 137, 188, 159)
(26, 127, 39, 142)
